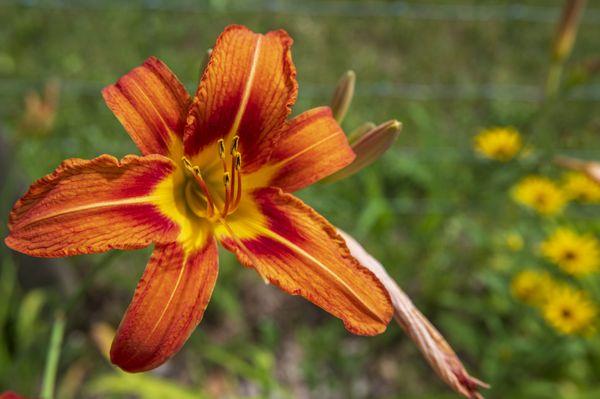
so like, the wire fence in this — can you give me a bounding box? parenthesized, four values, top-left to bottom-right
(4, 0, 600, 23)
(2, 1, 599, 101)
(1, 78, 599, 102)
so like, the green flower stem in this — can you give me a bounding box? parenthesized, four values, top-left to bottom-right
(39, 251, 120, 399)
(544, 61, 564, 99)
(41, 311, 65, 399)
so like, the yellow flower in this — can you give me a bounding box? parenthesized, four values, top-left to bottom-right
(542, 285, 597, 335)
(511, 269, 556, 305)
(562, 172, 600, 203)
(541, 228, 600, 276)
(511, 175, 567, 216)
(473, 127, 522, 162)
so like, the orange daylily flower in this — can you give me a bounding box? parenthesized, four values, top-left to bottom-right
(5, 25, 393, 372)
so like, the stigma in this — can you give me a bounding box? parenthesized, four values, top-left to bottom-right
(182, 136, 243, 221)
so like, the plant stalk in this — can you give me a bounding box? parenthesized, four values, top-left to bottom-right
(41, 312, 66, 399)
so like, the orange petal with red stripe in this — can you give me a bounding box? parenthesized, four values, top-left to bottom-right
(111, 239, 218, 372)
(216, 188, 393, 335)
(184, 25, 297, 172)
(5, 154, 179, 257)
(247, 106, 355, 192)
(102, 57, 190, 156)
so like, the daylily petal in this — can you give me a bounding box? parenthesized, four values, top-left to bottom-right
(5, 155, 179, 257)
(111, 239, 218, 372)
(246, 106, 355, 192)
(216, 188, 393, 335)
(102, 57, 190, 156)
(184, 25, 297, 172)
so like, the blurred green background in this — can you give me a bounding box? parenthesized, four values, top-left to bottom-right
(1, 0, 599, 398)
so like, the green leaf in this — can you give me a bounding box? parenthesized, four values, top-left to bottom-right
(16, 289, 47, 351)
(86, 372, 206, 399)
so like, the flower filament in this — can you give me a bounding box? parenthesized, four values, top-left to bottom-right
(182, 135, 243, 221)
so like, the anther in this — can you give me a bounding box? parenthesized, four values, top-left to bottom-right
(182, 156, 194, 173)
(230, 136, 240, 154)
(217, 139, 226, 158)
(235, 153, 242, 170)
(222, 171, 232, 216)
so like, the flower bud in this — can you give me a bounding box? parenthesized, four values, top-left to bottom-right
(19, 79, 60, 137)
(552, 0, 586, 62)
(330, 70, 355, 123)
(348, 121, 376, 144)
(326, 120, 401, 182)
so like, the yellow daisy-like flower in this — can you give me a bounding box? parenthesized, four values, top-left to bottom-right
(542, 285, 597, 335)
(473, 127, 522, 162)
(562, 172, 600, 203)
(511, 269, 556, 305)
(541, 228, 600, 276)
(511, 175, 567, 216)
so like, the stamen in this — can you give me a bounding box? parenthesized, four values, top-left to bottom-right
(181, 156, 215, 217)
(231, 153, 243, 211)
(222, 172, 232, 216)
(181, 143, 244, 220)
(192, 166, 215, 217)
(229, 153, 238, 198)
(182, 156, 194, 174)
(233, 171, 243, 210)
(216, 138, 229, 174)
(230, 135, 240, 155)
(217, 139, 226, 159)
(185, 182, 207, 217)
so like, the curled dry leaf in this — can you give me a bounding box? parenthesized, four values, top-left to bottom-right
(339, 230, 489, 399)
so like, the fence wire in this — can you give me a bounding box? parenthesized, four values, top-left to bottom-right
(3, 0, 600, 24)
(1, 78, 599, 102)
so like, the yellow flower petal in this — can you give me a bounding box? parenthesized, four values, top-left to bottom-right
(511, 175, 567, 216)
(542, 285, 597, 335)
(473, 127, 522, 162)
(541, 227, 600, 276)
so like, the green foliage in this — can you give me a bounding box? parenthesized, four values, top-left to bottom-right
(87, 373, 207, 399)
